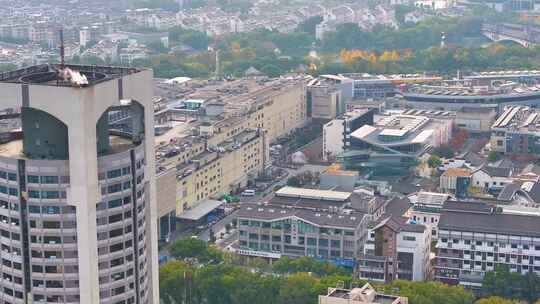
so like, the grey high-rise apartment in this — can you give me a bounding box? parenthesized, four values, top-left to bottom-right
(0, 65, 159, 304)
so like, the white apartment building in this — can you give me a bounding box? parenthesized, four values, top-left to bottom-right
(359, 216, 431, 283)
(435, 201, 540, 289)
(407, 191, 450, 237)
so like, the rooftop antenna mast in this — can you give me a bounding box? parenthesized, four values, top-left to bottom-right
(59, 28, 65, 69)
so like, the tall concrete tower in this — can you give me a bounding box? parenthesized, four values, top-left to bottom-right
(0, 64, 159, 304)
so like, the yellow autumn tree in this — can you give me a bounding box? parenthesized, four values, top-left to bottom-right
(390, 50, 400, 61)
(340, 49, 367, 65)
(379, 51, 394, 62)
(368, 52, 377, 65)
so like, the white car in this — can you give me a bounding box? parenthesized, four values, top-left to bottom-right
(241, 189, 256, 196)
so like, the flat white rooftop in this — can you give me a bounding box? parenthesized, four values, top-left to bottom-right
(276, 186, 351, 202)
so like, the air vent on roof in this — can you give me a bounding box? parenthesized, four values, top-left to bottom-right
(280, 210, 286, 214)
(315, 213, 321, 217)
(350, 216, 356, 220)
(327, 215, 332, 218)
(247, 207, 252, 210)
(258, 208, 264, 212)
(269, 209, 274, 213)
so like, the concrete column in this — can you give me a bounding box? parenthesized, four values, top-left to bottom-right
(66, 100, 100, 304)
(141, 70, 160, 304)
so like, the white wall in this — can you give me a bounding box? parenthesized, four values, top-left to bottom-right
(397, 229, 431, 281)
(471, 170, 511, 190)
(323, 119, 344, 161)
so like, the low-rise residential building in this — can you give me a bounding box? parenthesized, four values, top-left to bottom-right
(434, 201, 540, 289)
(358, 216, 432, 282)
(319, 283, 408, 304)
(322, 109, 375, 161)
(497, 180, 540, 206)
(471, 166, 514, 193)
(440, 168, 472, 198)
(407, 191, 450, 237)
(234, 203, 369, 263)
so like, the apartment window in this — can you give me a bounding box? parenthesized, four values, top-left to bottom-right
(32, 265, 43, 273)
(109, 214, 123, 224)
(464, 240, 471, 245)
(42, 221, 61, 229)
(107, 169, 122, 179)
(110, 243, 124, 253)
(29, 205, 41, 213)
(40, 176, 58, 184)
(452, 239, 459, 244)
(441, 238, 448, 243)
(108, 184, 122, 194)
(41, 191, 59, 199)
(42, 206, 60, 214)
(476, 241, 482, 246)
(319, 239, 329, 247)
(28, 191, 40, 199)
(7, 173, 16, 181)
(27, 175, 39, 183)
(403, 236, 416, 241)
(523, 245, 530, 250)
(108, 199, 123, 209)
(511, 244, 518, 249)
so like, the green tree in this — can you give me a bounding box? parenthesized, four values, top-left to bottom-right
(482, 265, 540, 302)
(488, 151, 501, 162)
(260, 64, 281, 77)
(278, 273, 318, 304)
(296, 16, 323, 36)
(170, 238, 223, 263)
(428, 155, 442, 168)
(475, 297, 525, 304)
(378, 280, 474, 304)
(0, 63, 16, 72)
(159, 260, 192, 304)
(433, 145, 455, 159)
(169, 26, 212, 50)
(286, 176, 301, 187)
